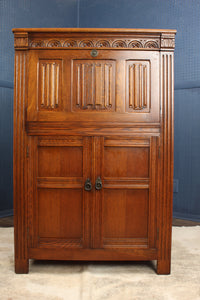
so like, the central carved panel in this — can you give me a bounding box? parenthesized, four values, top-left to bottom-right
(72, 60, 116, 111)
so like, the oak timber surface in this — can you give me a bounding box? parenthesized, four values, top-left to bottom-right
(13, 28, 175, 275)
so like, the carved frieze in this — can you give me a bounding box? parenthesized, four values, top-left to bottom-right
(144, 40, 159, 48)
(14, 30, 176, 50)
(27, 37, 162, 49)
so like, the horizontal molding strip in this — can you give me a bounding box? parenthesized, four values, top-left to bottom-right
(38, 238, 82, 248)
(103, 237, 148, 248)
(37, 177, 83, 188)
(38, 137, 83, 147)
(104, 139, 150, 147)
(104, 177, 149, 189)
(29, 247, 158, 260)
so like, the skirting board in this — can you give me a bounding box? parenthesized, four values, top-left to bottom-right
(0, 209, 13, 218)
(173, 212, 200, 222)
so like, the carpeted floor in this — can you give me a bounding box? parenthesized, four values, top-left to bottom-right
(0, 227, 200, 300)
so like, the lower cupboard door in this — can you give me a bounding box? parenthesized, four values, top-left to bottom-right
(27, 136, 92, 250)
(92, 136, 159, 250)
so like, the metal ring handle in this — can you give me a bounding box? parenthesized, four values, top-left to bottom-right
(95, 177, 102, 190)
(84, 178, 92, 191)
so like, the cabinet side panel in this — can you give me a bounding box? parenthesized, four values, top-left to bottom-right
(13, 51, 29, 273)
(157, 52, 174, 274)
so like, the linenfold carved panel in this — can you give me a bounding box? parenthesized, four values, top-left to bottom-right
(38, 60, 62, 110)
(72, 60, 116, 111)
(126, 60, 150, 113)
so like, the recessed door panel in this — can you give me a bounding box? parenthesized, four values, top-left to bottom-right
(104, 147, 149, 178)
(38, 146, 83, 177)
(28, 136, 92, 249)
(38, 189, 83, 238)
(103, 189, 148, 239)
(91, 136, 159, 250)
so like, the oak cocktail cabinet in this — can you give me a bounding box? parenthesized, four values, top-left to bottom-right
(13, 28, 176, 274)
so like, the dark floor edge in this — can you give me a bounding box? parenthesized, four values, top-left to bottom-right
(0, 209, 13, 218)
(173, 212, 200, 222)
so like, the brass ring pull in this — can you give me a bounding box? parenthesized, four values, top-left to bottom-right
(84, 178, 92, 191)
(95, 177, 102, 190)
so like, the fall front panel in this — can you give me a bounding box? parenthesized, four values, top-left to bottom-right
(27, 50, 159, 123)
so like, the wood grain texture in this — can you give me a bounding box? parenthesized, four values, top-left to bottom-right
(38, 60, 62, 110)
(13, 51, 29, 273)
(73, 60, 115, 111)
(157, 52, 174, 275)
(127, 61, 150, 112)
(38, 189, 83, 239)
(13, 28, 176, 51)
(29, 248, 158, 261)
(13, 28, 175, 274)
(13, 28, 176, 33)
(26, 50, 160, 123)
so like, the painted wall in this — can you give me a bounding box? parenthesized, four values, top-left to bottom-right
(0, 0, 200, 220)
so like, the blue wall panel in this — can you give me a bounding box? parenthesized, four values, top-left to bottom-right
(173, 89, 200, 221)
(0, 0, 200, 220)
(0, 87, 13, 216)
(0, 0, 78, 216)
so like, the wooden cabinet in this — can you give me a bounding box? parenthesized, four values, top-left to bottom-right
(13, 28, 176, 274)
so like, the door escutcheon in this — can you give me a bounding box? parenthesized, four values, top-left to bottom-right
(91, 49, 98, 57)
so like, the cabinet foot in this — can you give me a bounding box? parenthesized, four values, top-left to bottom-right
(15, 259, 29, 274)
(157, 259, 171, 275)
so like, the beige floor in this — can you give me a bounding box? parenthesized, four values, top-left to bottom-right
(0, 227, 200, 300)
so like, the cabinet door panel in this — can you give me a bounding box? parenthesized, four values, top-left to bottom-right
(28, 136, 92, 249)
(103, 189, 148, 239)
(92, 136, 159, 249)
(38, 189, 83, 238)
(104, 147, 149, 178)
(38, 146, 83, 177)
